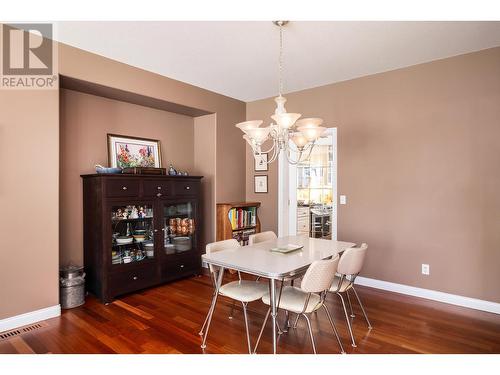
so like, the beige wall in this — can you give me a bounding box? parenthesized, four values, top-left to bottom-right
(58, 43, 247, 203)
(60, 89, 195, 266)
(194, 114, 217, 249)
(0, 39, 246, 321)
(0, 89, 59, 320)
(246, 47, 500, 303)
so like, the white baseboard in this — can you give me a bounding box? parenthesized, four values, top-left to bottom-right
(355, 276, 500, 315)
(0, 305, 61, 333)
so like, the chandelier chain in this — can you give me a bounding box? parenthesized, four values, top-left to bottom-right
(279, 24, 283, 96)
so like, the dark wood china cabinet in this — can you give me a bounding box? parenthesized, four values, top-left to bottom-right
(81, 174, 203, 303)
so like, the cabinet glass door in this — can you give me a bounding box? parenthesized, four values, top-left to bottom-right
(110, 204, 155, 266)
(162, 201, 196, 256)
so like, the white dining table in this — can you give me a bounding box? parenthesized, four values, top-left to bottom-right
(201, 234, 356, 354)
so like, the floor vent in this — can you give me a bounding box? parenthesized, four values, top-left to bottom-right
(0, 322, 46, 340)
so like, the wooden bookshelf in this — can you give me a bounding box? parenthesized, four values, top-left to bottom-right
(216, 202, 261, 245)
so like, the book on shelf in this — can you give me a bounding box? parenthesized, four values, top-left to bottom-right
(228, 206, 257, 231)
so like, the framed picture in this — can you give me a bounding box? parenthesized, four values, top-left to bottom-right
(107, 134, 162, 168)
(254, 153, 269, 171)
(254, 175, 268, 193)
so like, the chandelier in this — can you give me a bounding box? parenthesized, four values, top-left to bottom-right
(235, 21, 326, 165)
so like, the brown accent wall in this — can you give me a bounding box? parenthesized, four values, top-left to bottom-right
(246, 47, 500, 303)
(0, 89, 59, 319)
(194, 114, 217, 249)
(60, 89, 195, 266)
(0, 39, 245, 321)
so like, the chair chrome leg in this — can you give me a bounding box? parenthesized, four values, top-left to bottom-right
(292, 313, 300, 329)
(302, 314, 317, 354)
(337, 292, 357, 347)
(346, 289, 356, 318)
(322, 304, 345, 354)
(241, 302, 252, 354)
(254, 308, 270, 353)
(201, 267, 225, 349)
(201, 292, 219, 348)
(283, 311, 290, 333)
(352, 287, 372, 329)
(229, 300, 235, 319)
(199, 291, 217, 336)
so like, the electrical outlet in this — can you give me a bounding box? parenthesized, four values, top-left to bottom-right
(422, 264, 430, 275)
(340, 195, 347, 205)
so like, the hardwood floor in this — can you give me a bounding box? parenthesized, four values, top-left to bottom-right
(1, 273, 499, 354)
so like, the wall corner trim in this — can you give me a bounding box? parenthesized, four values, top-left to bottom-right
(355, 276, 500, 315)
(0, 305, 61, 333)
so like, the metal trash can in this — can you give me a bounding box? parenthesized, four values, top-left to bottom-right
(60, 266, 86, 309)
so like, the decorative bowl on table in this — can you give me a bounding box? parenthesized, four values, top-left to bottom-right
(95, 164, 122, 174)
(116, 236, 133, 245)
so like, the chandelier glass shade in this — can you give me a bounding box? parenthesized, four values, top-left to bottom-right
(236, 21, 327, 165)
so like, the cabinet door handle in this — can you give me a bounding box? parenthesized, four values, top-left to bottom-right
(154, 229, 158, 233)
(161, 228, 165, 232)
(180, 264, 185, 269)
(157, 192, 162, 197)
(133, 276, 138, 280)
(122, 186, 128, 190)
(185, 186, 190, 190)
(157, 186, 162, 190)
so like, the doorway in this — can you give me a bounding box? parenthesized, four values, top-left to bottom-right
(278, 128, 337, 240)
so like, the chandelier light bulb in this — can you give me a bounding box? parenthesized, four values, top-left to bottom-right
(298, 126, 327, 142)
(236, 120, 263, 134)
(295, 117, 324, 128)
(271, 113, 302, 129)
(244, 127, 271, 145)
(291, 132, 309, 150)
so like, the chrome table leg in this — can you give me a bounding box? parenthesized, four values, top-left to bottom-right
(241, 302, 252, 354)
(253, 308, 270, 353)
(199, 291, 216, 336)
(270, 278, 278, 354)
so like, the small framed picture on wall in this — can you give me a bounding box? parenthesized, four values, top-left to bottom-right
(254, 153, 268, 171)
(254, 175, 268, 193)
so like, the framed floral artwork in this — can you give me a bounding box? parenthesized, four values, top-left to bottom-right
(107, 134, 162, 168)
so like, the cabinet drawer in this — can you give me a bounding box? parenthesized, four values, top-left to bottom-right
(297, 221, 309, 232)
(173, 180, 199, 196)
(143, 180, 171, 197)
(105, 179, 140, 197)
(109, 266, 157, 296)
(162, 257, 199, 280)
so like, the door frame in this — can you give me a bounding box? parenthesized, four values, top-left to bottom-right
(278, 128, 337, 240)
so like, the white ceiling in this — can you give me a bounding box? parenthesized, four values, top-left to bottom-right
(55, 21, 500, 102)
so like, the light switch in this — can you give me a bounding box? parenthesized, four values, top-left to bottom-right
(340, 195, 347, 205)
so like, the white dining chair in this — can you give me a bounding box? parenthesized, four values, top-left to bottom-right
(254, 255, 345, 354)
(328, 243, 372, 347)
(248, 231, 277, 245)
(248, 230, 298, 333)
(199, 239, 268, 353)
